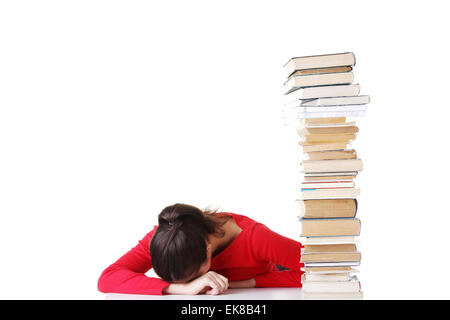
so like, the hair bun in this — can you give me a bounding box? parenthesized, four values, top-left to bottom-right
(158, 203, 204, 228)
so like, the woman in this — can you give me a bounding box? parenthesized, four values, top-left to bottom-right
(98, 203, 304, 295)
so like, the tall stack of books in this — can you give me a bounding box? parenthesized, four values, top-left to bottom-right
(282, 52, 369, 299)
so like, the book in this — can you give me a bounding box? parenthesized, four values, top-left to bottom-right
(300, 218, 361, 237)
(302, 273, 352, 282)
(283, 109, 367, 120)
(302, 121, 356, 129)
(301, 181, 355, 189)
(301, 95, 370, 107)
(304, 261, 361, 267)
(303, 171, 358, 177)
(304, 291, 363, 299)
(284, 52, 356, 77)
(300, 133, 356, 143)
(284, 84, 360, 103)
(303, 175, 357, 181)
(302, 277, 361, 293)
(300, 142, 348, 153)
(284, 72, 354, 94)
(302, 236, 357, 245)
(302, 117, 347, 125)
(288, 66, 352, 78)
(303, 243, 356, 253)
(301, 176, 355, 182)
(301, 251, 361, 263)
(283, 105, 367, 116)
(299, 199, 357, 219)
(305, 150, 357, 161)
(305, 266, 358, 274)
(297, 126, 359, 136)
(285, 96, 368, 110)
(299, 188, 360, 199)
(301, 159, 363, 173)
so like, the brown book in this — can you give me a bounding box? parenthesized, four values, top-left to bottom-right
(299, 142, 348, 152)
(298, 126, 359, 136)
(305, 150, 357, 161)
(300, 218, 361, 237)
(305, 266, 352, 273)
(301, 251, 361, 263)
(303, 117, 346, 125)
(299, 199, 357, 218)
(289, 66, 352, 78)
(303, 122, 356, 129)
(301, 133, 356, 143)
(301, 159, 363, 173)
(303, 244, 356, 253)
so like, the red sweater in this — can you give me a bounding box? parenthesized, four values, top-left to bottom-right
(98, 212, 304, 295)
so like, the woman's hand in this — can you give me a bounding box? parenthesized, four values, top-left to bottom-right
(163, 271, 229, 295)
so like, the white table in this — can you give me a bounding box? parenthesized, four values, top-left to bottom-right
(105, 288, 304, 300)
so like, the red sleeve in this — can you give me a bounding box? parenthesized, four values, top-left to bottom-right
(250, 223, 305, 288)
(97, 226, 170, 295)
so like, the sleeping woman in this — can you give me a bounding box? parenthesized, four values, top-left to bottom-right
(97, 203, 304, 295)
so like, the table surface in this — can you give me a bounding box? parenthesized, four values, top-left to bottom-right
(105, 288, 305, 300)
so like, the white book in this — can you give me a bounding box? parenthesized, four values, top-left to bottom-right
(284, 84, 360, 103)
(301, 236, 357, 245)
(301, 181, 355, 189)
(286, 119, 356, 129)
(302, 277, 360, 293)
(301, 95, 370, 107)
(301, 121, 356, 129)
(300, 159, 363, 173)
(303, 273, 351, 282)
(304, 262, 361, 267)
(301, 179, 354, 183)
(303, 172, 358, 177)
(304, 291, 363, 299)
(283, 104, 367, 116)
(299, 188, 360, 200)
(305, 268, 360, 275)
(284, 95, 369, 110)
(282, 110, 366, 121)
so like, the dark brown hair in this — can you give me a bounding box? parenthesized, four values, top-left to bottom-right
(149, 203, 230, 283)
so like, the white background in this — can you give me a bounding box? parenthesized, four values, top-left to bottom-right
(1, 0, 449, 299)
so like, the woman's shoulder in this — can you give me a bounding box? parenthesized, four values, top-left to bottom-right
(218, 212, 260, 230)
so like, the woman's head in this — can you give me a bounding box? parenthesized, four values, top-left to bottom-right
(150, 203, 229, 283)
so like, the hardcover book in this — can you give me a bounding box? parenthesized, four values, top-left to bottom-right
(300, 218, 361, 237)
(284, 52, 356, 77)
(284, 84, 360, 102)
(299, 199, 357, 218)
(284, 72, 354, 94)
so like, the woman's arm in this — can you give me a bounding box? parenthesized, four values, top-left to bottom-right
(97, 227, 170, 295)
(98, 228, 231, 296)
(250, 223, 304, 288)
(229, 278, 256, 288)
(163, 271, 229, 295)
